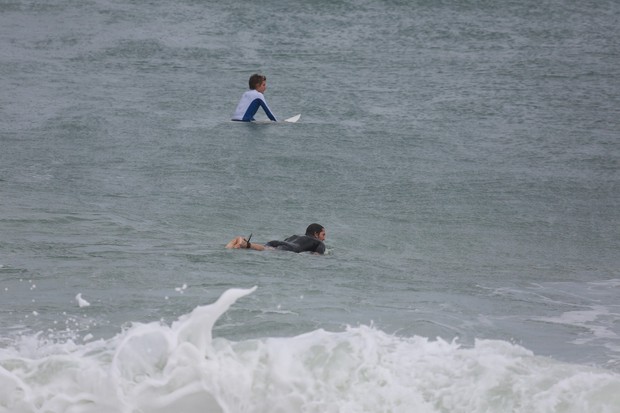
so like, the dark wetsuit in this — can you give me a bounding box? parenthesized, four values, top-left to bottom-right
(265, 235, 325, 254)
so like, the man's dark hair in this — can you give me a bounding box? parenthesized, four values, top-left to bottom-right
(249, 74, 266, 90)
(305, 223, 324, 237)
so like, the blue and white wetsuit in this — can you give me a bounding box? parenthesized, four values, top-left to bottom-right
(232, 90, 277, 122)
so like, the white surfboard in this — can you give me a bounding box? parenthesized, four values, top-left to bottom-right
(231, 114, 301, 124)
(284, 114, 301, 123)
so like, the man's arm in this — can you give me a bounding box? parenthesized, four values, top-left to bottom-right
(258, 99, 277, 121)
(314, 242, 326, 255)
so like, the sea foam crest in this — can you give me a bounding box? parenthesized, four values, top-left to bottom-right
(1, 287, 620, 413)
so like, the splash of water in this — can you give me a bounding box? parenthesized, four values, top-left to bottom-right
(1, 287, 619, 413)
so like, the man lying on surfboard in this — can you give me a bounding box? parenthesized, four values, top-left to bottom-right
(226, 223, 326, 255)
(231, 74, 277, 122)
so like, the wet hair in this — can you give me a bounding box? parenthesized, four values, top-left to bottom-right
(305, 223, 324, 237)
(249, 74, 266, 90)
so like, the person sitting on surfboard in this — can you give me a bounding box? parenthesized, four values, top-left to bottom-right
(226, 223, 326, 254)
(231, 74, 277, 122)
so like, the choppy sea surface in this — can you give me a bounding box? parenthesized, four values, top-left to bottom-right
(1, 0, 619, 412)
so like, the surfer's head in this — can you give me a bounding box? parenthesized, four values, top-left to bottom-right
(249, 74, 267, 90)
(305, 223, 325, 241)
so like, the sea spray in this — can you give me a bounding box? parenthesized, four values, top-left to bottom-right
(1, 288, 619, 413)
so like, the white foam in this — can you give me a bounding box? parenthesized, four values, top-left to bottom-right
(535, 305, 620, 344)
(75, 293, 90, 308)
(1, 287, 619, 413)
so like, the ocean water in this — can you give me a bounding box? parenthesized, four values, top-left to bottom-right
(1, 0, 619, 412)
